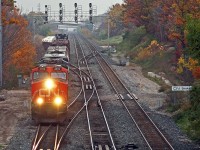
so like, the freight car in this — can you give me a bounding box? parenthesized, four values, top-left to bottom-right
(31, 34, 70, 123)
(42, 36, 56, 50)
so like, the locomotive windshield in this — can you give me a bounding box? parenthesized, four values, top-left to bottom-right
(51, 72, 67, 80)
(33, 72, 49, 80)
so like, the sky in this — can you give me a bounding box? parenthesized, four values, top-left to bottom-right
(15, 0, 123, 15)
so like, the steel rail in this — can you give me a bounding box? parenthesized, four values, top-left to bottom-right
(54, 125, 59, 150)
(77, 35, 117, 150)
(67, 66, 83, 108)
(32, 124, 52, 150)
(74, 35, 94, 150)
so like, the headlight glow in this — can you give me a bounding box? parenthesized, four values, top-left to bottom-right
(36, 97, 44, 105)
(54, 97, 62, 106)
(45, 78, 55, 89)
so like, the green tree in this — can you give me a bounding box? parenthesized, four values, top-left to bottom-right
(186, 18, 200, 60)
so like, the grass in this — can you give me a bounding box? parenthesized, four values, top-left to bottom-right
(96, 35, 123, 46)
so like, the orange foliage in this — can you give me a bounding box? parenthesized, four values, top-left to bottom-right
(11, 43, 36, 73)
(192, 67, 200, 79)
(168, 32, 181, 40)
(2, 2, 36, 82)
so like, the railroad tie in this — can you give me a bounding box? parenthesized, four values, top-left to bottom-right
(105, 145, 110, 150)
(132, 93, 138, 100)
(119, 94, 124, 100)
(127, 94, 133, 100)
(115, 94, 119, 99)
(98, 145, 102, 150)
(87, 77, 90, 82)
(85, 84, 88, 90)
(89, 84, 93, 90)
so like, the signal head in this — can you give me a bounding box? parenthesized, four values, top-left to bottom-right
(74, 3, 77, 8)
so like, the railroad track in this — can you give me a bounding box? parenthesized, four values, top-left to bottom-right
(80, 34, 174, 150)
(74, 35, 116, 150)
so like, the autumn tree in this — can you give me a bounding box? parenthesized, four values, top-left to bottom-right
(2, 1, 36, 86)
(159, 0, 200, 51)
(108, 3, 125, 36)
(123, 0, 161, 32)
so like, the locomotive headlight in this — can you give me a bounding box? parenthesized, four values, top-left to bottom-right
(54, 97, 62, 106)
(36, 97, 44, 105)
(45, 78, 55, 89)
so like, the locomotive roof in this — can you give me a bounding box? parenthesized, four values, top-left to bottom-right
(37, 57, 69, 68)
(42, 36, 56, 43)
(47, 46, 67, 51)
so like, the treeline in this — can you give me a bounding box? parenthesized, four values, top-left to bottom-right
(109, 0, 200, 79)
(2, 0, 36, 87)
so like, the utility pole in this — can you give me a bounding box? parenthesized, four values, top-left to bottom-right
(107, 18, 110, 54)
(0, 0, 3, 87)
(33, 18, 36, 43)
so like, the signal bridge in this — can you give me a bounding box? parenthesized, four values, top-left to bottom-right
(33, 3, 97, 24)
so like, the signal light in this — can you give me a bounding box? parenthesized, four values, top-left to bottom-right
(59, 16, 63, 22)
(44, 5, 48, 23)
(74, 9, 78, 15)
(89, 3, 92, 8)
(74, 3, 78, 23)
(75, 16, 78, 23)
(89, 9, 92, 15)
(74, 3, 77, 8)
(59, 3, 63, 23)
(89, 16, 92, 23)
(45, 16, 48, 22)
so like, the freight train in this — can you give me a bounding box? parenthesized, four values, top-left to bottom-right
(31, 34, 70, 123)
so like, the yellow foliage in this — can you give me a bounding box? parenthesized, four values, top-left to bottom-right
(187, 57, 198, 71)
(136, 40, 164, 61)
(151, 40, 158, 45)
(137, 48, 151, 60)
(177, 57, 199, 74)
(178, 57, 185, 64)
(177, 66, 183, 74)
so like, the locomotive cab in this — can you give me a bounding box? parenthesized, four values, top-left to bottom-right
(31, 64, 68, 123)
